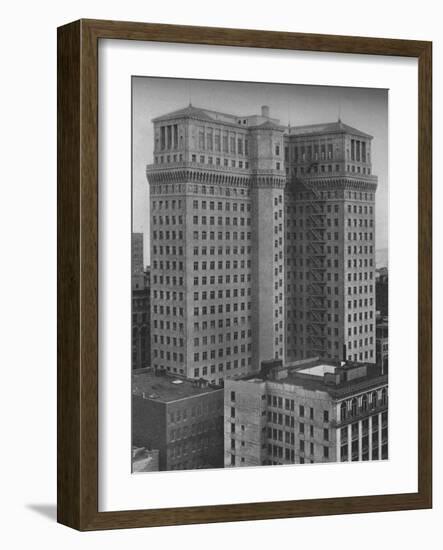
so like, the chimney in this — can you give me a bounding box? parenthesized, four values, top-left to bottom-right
(261, 105, 270, 118)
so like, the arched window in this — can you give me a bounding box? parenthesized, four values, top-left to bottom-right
(340, 401, 347, 421)
(361, 394, 368, 412)
(371, 391, 378, 409)
(351, 398, 358, 416)
(381, 388, 387, 406)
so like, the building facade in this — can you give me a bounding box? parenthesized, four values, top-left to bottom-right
(132, 446, 160, 472)
(376, 316, 389, 373)
(376, 267, 389, 317)
(132, 267, 151, 370)
(284, 122, 377, 364)
(146, 105, 286, 383)
(132, 232, 144, 273)
(146, 105, 378, 382)
(224, 358, 388, 467)
(132, 369, 224, 470)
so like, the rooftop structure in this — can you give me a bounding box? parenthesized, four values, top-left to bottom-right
(225, 357, 388, 467)
(132, 368, 222, 402)
(132, 369, 224, 470)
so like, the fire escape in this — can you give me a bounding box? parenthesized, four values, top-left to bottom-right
(304, 182, 327, 358)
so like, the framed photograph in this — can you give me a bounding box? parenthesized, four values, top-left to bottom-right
(57, 19, 432, 530)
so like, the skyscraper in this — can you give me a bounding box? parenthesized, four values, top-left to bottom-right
(285, 122, 378, 363)
(146, 105, 378, 382)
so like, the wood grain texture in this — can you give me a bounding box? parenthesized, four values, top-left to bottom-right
(57, 19, 432, 531)
(57, 20, 81, 528)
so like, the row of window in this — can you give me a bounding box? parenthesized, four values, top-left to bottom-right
(193, 302, 251, 316)
(193, 359, 251, 378)
(189, 154, 250, 169)
(290, 164, 371, 176)
(286, 198, 374, 213)
(169, 420, 220, 442)
(193, 274, 251, 285)
(151, 183, 250, 198)
(192, 199, 251, 213)
(152, 334, 184, 347)
(151, 275, 184, 287)
(192, 260, 251, 272)
(193, 289, 250, 301)
(193, 344, 251, 362)
(340, 389, 388, 421)
(194, 330, 251, 347)
(152, 319, 184, 332)
(347, 337, 374, 349)
(196, 128, 249, 156)
(290, 191, 374, 202)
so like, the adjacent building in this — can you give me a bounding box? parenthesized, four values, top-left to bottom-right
(376, 267, 389, 317)
(132, 232, 145, 273)
(376, 316, 389, 374)
(285, 122, 377, 364)
(132, 369, 224, 470)
(132, 446, 160, 472)
(132, 267, 151, 369)
(224, 358, 388, 467)
(132, 232, 150, 370)
(145, 105, 378, 383)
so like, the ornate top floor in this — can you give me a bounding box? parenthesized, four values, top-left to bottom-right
(146, 104, 377, 189)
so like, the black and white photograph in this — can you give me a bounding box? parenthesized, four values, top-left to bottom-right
(131, 77, 389, 473)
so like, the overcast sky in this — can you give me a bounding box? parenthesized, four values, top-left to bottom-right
(133, 77, 388, 266)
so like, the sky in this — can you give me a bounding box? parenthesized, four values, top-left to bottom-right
(133, 77, 388, 266)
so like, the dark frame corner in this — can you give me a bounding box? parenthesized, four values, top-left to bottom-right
(57, 19, 432, 531)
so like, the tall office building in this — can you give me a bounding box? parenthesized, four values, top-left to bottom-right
(146, 105, 378, 382)
(146, 105, 285, 383)
(284, 122, 378, 363)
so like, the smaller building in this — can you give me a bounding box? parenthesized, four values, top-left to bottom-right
(132, 267, 151, 370)
(224, 358, 388, 468)
(376, 316, 388, 374)
(132, 446, 160, 472)
(132, 232, 145, 274)
(132, 369, 224, 471)
(376, 267, 388, 317)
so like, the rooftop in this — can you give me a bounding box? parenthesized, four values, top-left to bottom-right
(152, 104, 281, 128)
(240, 358, 387, 398)
(288, 120, 373, 139)
(132, 369, 222, 403)
(152, 105, 372, 139)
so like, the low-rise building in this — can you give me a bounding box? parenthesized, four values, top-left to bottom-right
(224, 358, 388, 467)
(132, 446, 160, 472)
(132, 369, 224, 471)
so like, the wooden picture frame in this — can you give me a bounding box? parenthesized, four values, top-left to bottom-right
(57, 19, 432, 530)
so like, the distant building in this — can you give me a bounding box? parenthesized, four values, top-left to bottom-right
(224, 358, 388, 467)
(376, 317, 388, 374)
(132, 369, 224, 471)
(132, 232, 144, 274)
(376, 267, 388, 316)
(132, 446, 160, 472)
(132, 267, 151, 370)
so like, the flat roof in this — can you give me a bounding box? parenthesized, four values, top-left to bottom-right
(240, 358, 387, 398)
(297, 364, 338, 377)
(132, 369, 222, 403)
(284, 362, 387, 398)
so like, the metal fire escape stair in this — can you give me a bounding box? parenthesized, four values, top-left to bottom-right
(304, 182, 327, 357)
